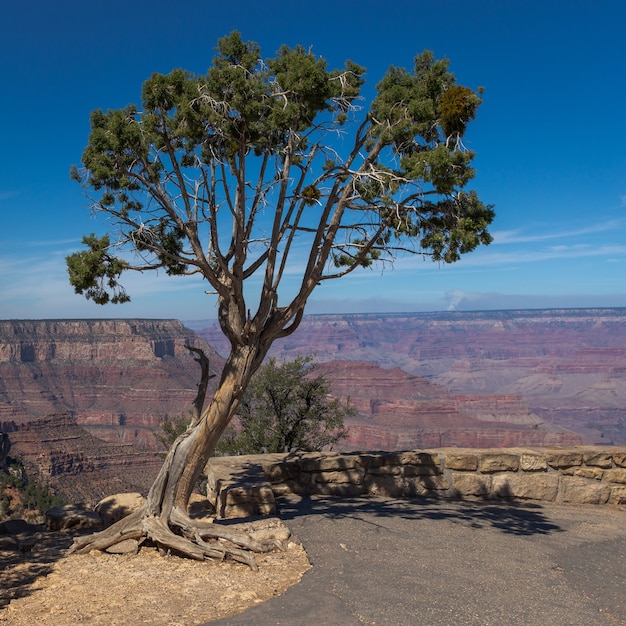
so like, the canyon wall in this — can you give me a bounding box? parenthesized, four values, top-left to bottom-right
(316, 360, 581, 450)
(0, 319, 224, 450)
(1, 312, 623, 505)
(198, 308, 626, 445)
(3, 414, 162, 503)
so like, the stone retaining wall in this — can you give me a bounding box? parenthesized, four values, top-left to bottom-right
(207, 447, 626, 519)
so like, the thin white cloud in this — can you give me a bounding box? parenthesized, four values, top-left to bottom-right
(23, 238, 84, 248)
(492, 219, 625, 245)
(0, 190, 20, 201)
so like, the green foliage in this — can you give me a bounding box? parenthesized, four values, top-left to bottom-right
(154, 356, 352, 456)
(223, 356, 352, 454)
(0, 457, 65, 519)
(66, 234, 129, 305)
(67, 30, 493, 338)
(439, 85, 481, 136)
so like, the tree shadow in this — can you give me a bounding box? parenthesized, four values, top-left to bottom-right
(276, 494, 564, 537)
(0, 525, 74, 609)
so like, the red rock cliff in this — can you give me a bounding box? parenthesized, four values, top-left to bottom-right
(0, 319, 224, 450)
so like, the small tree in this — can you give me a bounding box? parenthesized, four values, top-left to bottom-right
(157, 357, 350, 455)
(222, 356, 351, 454)
(66, 32, 494, 565)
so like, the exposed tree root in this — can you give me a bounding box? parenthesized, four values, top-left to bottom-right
(68, 505, 283, 570)
(66, 347, 286, 570)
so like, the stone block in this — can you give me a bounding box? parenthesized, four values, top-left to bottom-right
(314, 454, 360, 471)
(410, 474, 449, 492)
(263, 462, 298, 483)
(399, 451, 441, 466)
(451, 472, 491, 497)
(545, 451, 583, 469)
(520, 453, 548, 472)
(582, 450, 613, 468)
(368, 465, 403, 476)
(216, 483, 276, 519)
(312, 482, 366, 497)
(603, 469, 626, 484)
(491, 473, 559, 501)
(360, 452, 403, 468)
(478, 453, 519, 473)
(271, 480, 305, 496)
(364, 474, 408, 497)
(559, 477, 610, 505)
(562, 467, 604, 480)
(310, 469, 364, 484)
(297, 453, 359, 472)
(613, 452, 626, 468)
(609, 486, 626, 506)
(297, 472, 312, 486)
(293, 453, 324, 472)
(406, 479, 431, 497)
(206, 458, 256, 501)
(403, 464, 441, 477)
(443, 452, 478, 471)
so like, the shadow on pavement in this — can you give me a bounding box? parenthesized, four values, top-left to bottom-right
(276, 494, 564, 537)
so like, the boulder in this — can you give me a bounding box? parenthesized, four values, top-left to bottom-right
(0, 518, 31, 535)
(0, 518, 43, 553)
(45, 504, 102, 531)
(95, 492, 146, 527)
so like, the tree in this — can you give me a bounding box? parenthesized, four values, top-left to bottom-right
(66, 32, 494, 565)
(156, 356, 351, 456)
(221, 356, 351, 454)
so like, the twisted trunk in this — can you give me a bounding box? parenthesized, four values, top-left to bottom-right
(69, 344, 276, 569)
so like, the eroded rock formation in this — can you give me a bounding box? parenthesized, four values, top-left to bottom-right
(315, 361, 581, 450)
(0, 319, 224, 449)
(198, 309, 626, 444)
(4, 414, 163, 503)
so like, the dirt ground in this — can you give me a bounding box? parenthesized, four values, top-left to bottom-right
(0, 518, 311, 625)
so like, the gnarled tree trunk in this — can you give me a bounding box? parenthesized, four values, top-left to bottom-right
(69, 343, 278, 569)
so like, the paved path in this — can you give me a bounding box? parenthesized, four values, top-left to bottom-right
(210, 496, 626, 625)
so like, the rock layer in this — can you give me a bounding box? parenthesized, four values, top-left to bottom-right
(4, 414, 163, 503)
(316, 361, 581, 450)
(0, 319, 224, 449)
(198, 308, 626, 444)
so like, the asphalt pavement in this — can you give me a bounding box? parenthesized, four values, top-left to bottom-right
(209, 495, 626, 626)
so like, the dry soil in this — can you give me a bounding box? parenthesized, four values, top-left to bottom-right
(0, 518, 310, 625)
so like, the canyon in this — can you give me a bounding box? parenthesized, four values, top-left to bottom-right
(0, 319, 223, 501)
(197, 308, 626, 447)
(1, 310, 625, 502)
(0, 319, 223, 434)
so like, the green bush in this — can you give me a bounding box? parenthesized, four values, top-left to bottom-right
(0, 456, 65, 519)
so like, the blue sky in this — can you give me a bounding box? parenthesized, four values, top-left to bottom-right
(1, 0, 625, 321)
